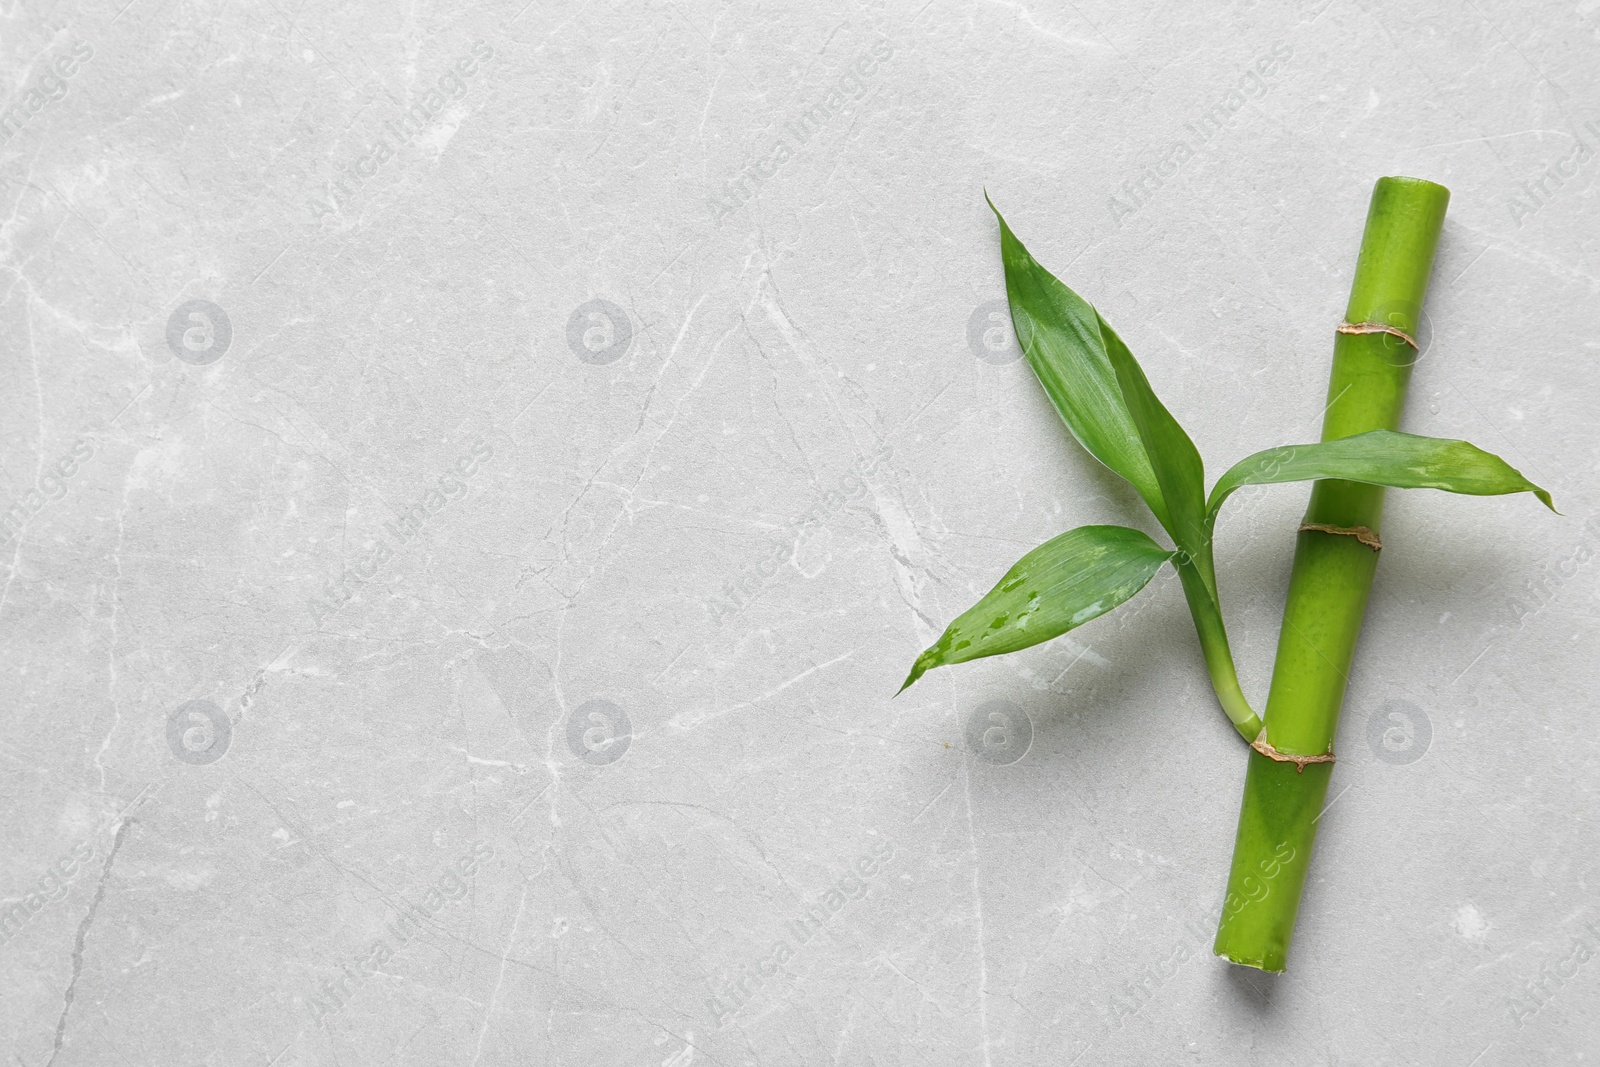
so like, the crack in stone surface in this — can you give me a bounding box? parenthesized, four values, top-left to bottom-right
(46, 817, 133, 1067)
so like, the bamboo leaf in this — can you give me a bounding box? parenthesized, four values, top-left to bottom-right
(899, 524, 1174, 693)
(1098, 317, 1210, 571)
(987, 200, 1238, 724)
(1208, 430, 1556, 522)
(989, 196, 1169, 530)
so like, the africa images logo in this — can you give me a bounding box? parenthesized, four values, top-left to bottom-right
(707, 38, 894, 225)
(307, 437, 493, 624)
(0, 842, 95, 947)
(0, 39, 93, 144)
(165, 299, 232, 365)
(706, 837, 896, 1028)
(566, 298, 633, 365)
(0, 437, 93, 549)
(566, 699, 631, 766)
(166, 699, 232, 766)
(1107, 41, 1292, 225)
(305, 842, 495, 1026)
(307, 41, 495, 224)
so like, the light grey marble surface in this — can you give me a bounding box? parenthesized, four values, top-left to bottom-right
(2, 1, 1597, 1064)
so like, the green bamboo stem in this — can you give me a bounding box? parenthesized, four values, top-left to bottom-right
(1213, 176, 1450, 971)
(1177, 554, 1262, 741)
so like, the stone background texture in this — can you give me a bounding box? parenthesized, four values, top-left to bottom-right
(2, 1, 1597, 1064)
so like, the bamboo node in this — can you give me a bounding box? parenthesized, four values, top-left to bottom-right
(1337, 320, 1418, 348)
(1298, 522, 1382, 551)
(1251, 731, 1336, 774)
